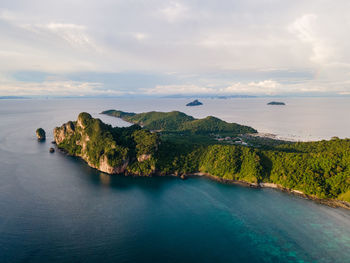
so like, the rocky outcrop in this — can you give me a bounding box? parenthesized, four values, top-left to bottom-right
(98, 155, 129, 174)
(137, 154, 151, 162)
(36, 128, 46, 141)
(54, 112, 159, 175)
(54, 121, 75, 144)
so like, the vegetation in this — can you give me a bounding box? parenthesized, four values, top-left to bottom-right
(54, 113, 159, 175)
(155, 138, 350, 201)
(55, 112, 350, 203)
(101, 110, 257, 134)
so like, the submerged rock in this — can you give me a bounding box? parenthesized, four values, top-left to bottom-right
(36, 128, 46, 141)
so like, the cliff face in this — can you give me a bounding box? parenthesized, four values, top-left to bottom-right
(54, 113, 159, 175)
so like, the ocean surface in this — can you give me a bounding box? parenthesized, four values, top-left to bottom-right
(1, 97, 350, 263)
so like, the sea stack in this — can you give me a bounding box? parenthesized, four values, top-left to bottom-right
(36, 128, 46, 141)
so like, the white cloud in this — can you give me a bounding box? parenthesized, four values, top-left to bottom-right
(1, 1, 350, 95)
(0, 9, 16, 22)
(221, 80, 282, 95)
(131, 32, 149, 41)
(0, 75, 125, 96)
(288, 14, 332, 64)
(145, 84, 214, 94)
(144, 80, 285, 95)
(159, 2, 188, 22)
(20, 22, 98, 51)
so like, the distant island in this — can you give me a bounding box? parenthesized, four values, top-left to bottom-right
(267, 101, 285, 105)
(0, 96, 27, 99)
(186, 99, 203, 106)
(54, 111, 350, 209)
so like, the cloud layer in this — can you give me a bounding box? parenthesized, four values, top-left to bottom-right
(1, 0, 350, 96)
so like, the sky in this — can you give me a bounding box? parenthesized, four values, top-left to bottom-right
(1, 0, 350, 97)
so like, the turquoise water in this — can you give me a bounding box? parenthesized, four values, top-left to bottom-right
(1, 98, 350, 263)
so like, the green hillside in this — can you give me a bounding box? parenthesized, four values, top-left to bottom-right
(56, 113, 350, 205)
(101, 110, 257, 135)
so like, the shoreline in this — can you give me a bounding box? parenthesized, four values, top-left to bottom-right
(160, 172, 350, 211)
(186, 173, 350, 210)
(56, 147, 350, 211)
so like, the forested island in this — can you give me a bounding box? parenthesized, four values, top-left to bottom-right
(53, 111, 350, 208)
(101, 109, 256, 136)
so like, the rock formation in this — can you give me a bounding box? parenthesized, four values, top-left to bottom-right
(36, 128, 46, 141)
(54, 112, 159, 175)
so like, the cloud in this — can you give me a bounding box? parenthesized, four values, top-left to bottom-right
(8, 16, 99, 52)
(159, 2, 188, 22)
(31, 23, 95, 50)
(0, 74, 125, 96)
(221, 80, 282, 95)
(288, 14, 332, 64)
(145, 84, 214, 94)
(144, 80, 287, 95)
(1, 1, 350, 96)
(131, 32, 149, 41)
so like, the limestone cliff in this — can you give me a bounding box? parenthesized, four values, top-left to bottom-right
(54, 112, 159, 175)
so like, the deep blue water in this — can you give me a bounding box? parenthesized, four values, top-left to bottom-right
(1, 98, 350, 263)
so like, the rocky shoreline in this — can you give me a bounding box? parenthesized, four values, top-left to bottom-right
(198, 175, 350, 210)
(56, 146, 350, 211)
(155, 172, 350, 210)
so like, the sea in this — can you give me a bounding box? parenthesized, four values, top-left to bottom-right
(1, 97, 350, 263)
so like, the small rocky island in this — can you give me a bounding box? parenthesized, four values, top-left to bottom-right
(267, 101, 285, 105)
(186, 99, 203, 106)
(36, 128, 46, 141)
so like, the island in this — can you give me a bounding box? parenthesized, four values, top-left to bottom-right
(101, 109, 256, 134)
(54, 111, 350, 208)
(186, 99, 203, 106)
(36, 128, 46, 141)
(267, 101, 285, 105)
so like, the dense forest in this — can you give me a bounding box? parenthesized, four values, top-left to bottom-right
(101, 109, 257, 134)
(55, 112, 350, 204)
(155, 139, 350, 202)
